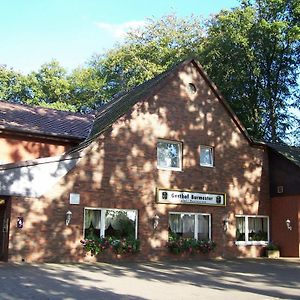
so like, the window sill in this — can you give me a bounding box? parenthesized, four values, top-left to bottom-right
(235, 241, 268, 246)
(157, 167, 183, 172)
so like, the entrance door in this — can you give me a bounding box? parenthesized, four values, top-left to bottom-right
(0, 197, 9, 261)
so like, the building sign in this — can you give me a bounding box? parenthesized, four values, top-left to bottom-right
(156, 188, 226, 206)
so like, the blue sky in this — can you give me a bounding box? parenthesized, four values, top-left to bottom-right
(0, 0, 240, 74)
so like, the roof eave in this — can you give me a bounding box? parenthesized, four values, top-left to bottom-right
(0, 127, 85, 143)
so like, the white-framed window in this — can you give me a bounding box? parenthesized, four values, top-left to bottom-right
(235, 215, 269, 245)
(169, 212, 211, 240)
(84, 208, 138, 239)
(200, 145, 214, 167)
(157, 139, 182, 171)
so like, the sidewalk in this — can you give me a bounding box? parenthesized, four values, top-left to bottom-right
(0, 258, 299, 299)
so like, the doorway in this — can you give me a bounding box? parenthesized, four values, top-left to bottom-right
(0, 197, 10, 261)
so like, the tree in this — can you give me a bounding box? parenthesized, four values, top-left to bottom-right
(27, 60, 71, 104)
(68, 67, 106, 112)
(0, 65, 30, 103)
(90, 14, 204, 102)
(201, 0, 300, 143)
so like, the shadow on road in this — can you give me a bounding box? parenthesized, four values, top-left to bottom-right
(0, 259, 299, 299)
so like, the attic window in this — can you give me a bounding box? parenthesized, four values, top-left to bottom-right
(187, 83, 197, 94)
(157, 140, 182, 171)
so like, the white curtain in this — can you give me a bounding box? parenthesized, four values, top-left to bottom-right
(169, 214, 195, 235)
(249, 217, 267, 233)
(169, 214, 182, 232)
(198, 215, 209, 239)
(84, 209, 101, 229)
(237, 217, 245, 233)
(182, 215, 194, 234)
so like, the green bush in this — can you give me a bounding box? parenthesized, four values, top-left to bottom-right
(266, 242, 280, 251)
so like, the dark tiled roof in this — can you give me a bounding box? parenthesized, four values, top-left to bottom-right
(0, 101, 94, 140)
(267, 143, 300, 168)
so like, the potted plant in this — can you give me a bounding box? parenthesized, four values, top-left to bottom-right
(265, 242, 280, 258)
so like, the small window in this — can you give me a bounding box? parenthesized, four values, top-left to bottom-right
(236, 215, 269, 245)
(200, 146, 214, 167)
(169, 212, 211, 240)
(157, 140, 182, 171)
(84, 208, 138, 239)
(187, 83, 197, 94)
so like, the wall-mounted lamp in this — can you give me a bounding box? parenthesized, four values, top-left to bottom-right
(286, 219, 292, 231)
(222, 218, 229, 232)
(153, 214, 160, 230)
(66, 210, 72, 226)
(17, 217, 24, 229)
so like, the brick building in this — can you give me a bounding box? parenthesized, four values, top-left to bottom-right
(0, 59, 298, 262)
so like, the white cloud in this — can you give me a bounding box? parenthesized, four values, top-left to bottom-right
(95, 20, 145, 38)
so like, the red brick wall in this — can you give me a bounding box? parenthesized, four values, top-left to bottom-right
(271, 195, 300, 257)
(7, 62, 270, 262)
(0, 134, 77, 163)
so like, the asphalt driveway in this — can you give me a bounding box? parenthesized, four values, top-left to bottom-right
(0, 259, 299, 299)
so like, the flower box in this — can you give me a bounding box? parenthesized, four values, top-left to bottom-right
(265, 242, 280, 258)
(266, 250, 280, 258)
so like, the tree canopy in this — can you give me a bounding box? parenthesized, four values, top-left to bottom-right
(89, 14, 204, 102)
(201, 0, 300, 143)
(0, 0, 299, 144)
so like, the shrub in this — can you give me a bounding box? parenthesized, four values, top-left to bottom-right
(266, 242, 280, 251)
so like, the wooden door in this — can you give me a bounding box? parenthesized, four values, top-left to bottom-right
(0, 197, 10, 261)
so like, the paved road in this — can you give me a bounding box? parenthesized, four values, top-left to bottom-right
(0, 259, 299, 299)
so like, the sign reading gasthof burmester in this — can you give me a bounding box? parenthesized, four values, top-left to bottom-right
(157, 188, 226, 206)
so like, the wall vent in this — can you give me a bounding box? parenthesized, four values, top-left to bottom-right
(277, 186, 284, 194)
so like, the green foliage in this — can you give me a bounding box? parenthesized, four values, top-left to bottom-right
(27, 60, 71, 105)
(90, 14, 204, 102)
(167, 236, 216, 255)
(80, 237, 140, 256)
(80, 237, 110, 256)
(0, 66, 31, 102)
(266, 242, 280, 251)
(38, 101, 77, 112)
(68, 67, 106, 111)
(201, 0, 300, 143)
(109, 237, 140, 254)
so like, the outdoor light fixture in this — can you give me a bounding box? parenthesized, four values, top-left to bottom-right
(153, 214, 160, 230)
(66, 210, 72, 226)
(222, 218, 229, 232)
(286, 219, 292, 231)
